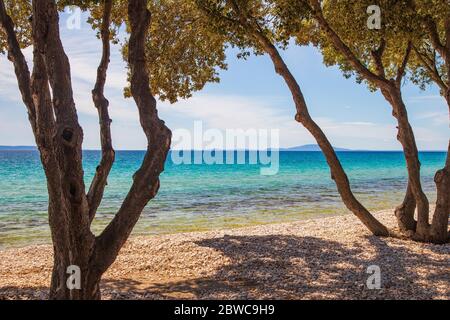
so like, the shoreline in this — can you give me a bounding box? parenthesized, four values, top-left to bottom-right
(0, 207, 347, 251)
(0, 208, 448, 300)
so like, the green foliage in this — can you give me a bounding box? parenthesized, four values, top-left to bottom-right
(409, 43, 446, 92)
(5, 0, 445, 103)
(121, 0, 228, 103)
(195, 0, 270, 56)
(272, 0, 449, 95)
(195, 0, 310, 56)
(298, 0, 421, 90)
(0, 0, 32, 54)
(1, 0, 228, 104)
(413, 0, 450, 21)
(407, 0, 450, 94)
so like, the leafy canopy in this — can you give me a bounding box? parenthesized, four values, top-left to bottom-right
(1, 0, 228, 103)
(0, 0, 32, 53)
(407, 0, 450, 94)
(195, 0, 311, 56)
(312, 1, 420, 90)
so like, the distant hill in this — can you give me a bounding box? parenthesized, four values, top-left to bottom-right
(281, 144, 351, 152)
(0, 145, 351, 151)
(0, 145, 37, 151)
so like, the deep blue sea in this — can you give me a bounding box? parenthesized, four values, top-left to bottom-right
(0, 150, 446, 248)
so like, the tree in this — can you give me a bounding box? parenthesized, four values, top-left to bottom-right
(409, 0, 450, 108)
(0, 0, 226, 299)
(281, 0, 448, 243)
(408, 0, 450, 243)
(196, 0, 390, 236)
(85, 0, 228, 103)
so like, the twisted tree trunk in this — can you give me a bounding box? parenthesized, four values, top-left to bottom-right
(32, 0, 99, 299)
(1, 0, 172, 299)
(383, 87, 431, 240)
(307, 0, 446, 242)
(394, 184, 416, 233)
(224, 0, 389, 236)
(258, 36, 389, 236)
(395, 15, 450, 243)
(90, 0, 172, 275)
(429, 22, 450, 242)
(430, 142, 450, 243)
(88, 0, 115, 224)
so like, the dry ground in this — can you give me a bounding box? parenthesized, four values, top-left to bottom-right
(0, 209, 449, 300)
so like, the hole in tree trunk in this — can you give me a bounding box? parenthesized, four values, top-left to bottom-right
(69, 184, 77, 198)
(62, 128, 74, 142)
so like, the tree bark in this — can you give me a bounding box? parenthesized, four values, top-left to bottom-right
(307, 0, 437, 241)
(384, 87, 430, 240)
(430, 142, 450, 243)
(374, 46, 417, 234)
(87, 0, 115, 223)
(32, 0, 97, 299)
(4, 0, 171, 299)
(89, 0, 172, 278)
(394, 184, 416, 232)
(261, 38, 388, 236)
(426, 14, 450, 243)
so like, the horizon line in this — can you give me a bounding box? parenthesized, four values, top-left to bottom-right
(0, 146, 446, 152)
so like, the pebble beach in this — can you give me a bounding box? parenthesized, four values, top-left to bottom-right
(0, 208, 448, 300)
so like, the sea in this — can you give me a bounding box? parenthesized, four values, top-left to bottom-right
(0, 150, 446, 248)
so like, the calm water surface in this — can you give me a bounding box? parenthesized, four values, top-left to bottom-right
(0, 150, 445, 248)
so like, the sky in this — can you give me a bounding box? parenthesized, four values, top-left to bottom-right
(0, 9, 448, 151)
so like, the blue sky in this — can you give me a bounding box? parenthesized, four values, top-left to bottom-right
(0, 10, 448, 150)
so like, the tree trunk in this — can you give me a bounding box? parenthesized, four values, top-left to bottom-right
(429, 94, 450, 244)
(90, 0, 172, 276)
(31, 0, 95, 299)
(3, 0, 171, 299)
(430, 153, 449, 243)
(237, 20, 389, 236)
(379, 89, 417, 234)
(49, 251, 104, 299)
(385, 87, 431, 240)
(306, 2, 435, 240)
(428, 22, 450, 243)
(88, 0, 115, 223)
(394, 184, 416, 232)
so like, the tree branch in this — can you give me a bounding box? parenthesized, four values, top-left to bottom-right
(32, 0, 91, 237)
(371, 39, 386, 78)
(0, 0, 36, 132)
(396, 41, 412, 86)
(306, 0, 391, 91)
(87, 0, 115, 223)
(30, 26, 71, 267)
(222, 0, 390, 236)
(1, 0, 65, 231)
(195, 0, 241, 26)
(93, 0, 172, 274)
(413, 45, 448, 92)
(446, 18, 450, 52)
(425, 17, 447, 61)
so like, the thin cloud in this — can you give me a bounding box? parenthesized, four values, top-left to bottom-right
(415, 111, 449, 126)
(407, 95, 443, 103)
(0, 12, 447, 151)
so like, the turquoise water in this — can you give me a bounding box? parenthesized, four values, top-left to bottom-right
(0, 150, 446, 248)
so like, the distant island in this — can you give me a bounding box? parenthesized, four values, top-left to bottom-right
(0, 145, 444, 152)
(0, 146, 37, 151)
(281, 144, 351, 151)
(2, 144, 347, 151)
